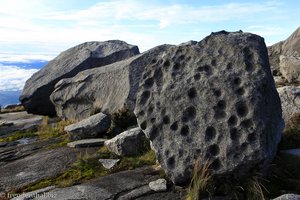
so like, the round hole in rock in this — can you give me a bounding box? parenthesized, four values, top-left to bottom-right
(163, 116, 170, 124)
(194, 73, 201, 81)
(214, 110, 226, 119)
(180, 125, 189, 136)
(211, 159, 221, 170)
(214, 90, 222, 98)
(164, 60, 170, 67)
(167, 156, 175, 169)
(230, 128, 239, 140)
(140, 121, 147, 130)
(173, 63, 180, 71)
(140, 91, 150, 105)
(236, 101, 249, 117)
(241, 119, 253, 129)
(228, 115, 238, 126)
(149, 127, 159, 140)
(188, 87, 197, 99)
(235, 88, 245, 96)
(233, 77, 241, 86)
(170, 122, 178, 131)
(182, 106, 197, 121)
(247, 133, 256, 142)
(144, 78, 154, 88)
(205, 126, 216, 141)
(217, 100, 226, 110)
(208, 144, 220, 156)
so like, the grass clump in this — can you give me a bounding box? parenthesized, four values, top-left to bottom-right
(2, 129, 37, 142)
(0, 105, 25, 114)
(21, 148, 156, 192)
(186, 160, 213, 200)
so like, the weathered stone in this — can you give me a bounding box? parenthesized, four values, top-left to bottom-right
(149, 178, 167, 192)
(99, 159, 120, 169)
(50, 45, 173, 120)
(11, 186, 56, 200)
(268, 27, 300, 82)
(20, 40, 139, 116)
(134, 31, 284, 185)
(0, 147, 80, 192)
(273, 194, 300, 200)
(67, 138, 107, 148)
(279, 55, 300, 83)
(277, 86, 300, 123)
(104, 127, 148, 156)
(25, 166, 161, 200)
(64, 112, 111, 141)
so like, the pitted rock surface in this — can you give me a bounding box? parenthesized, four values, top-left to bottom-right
(20, 40, 139, 116)
(51, 45, 173, 120)
(134, 31, 284, 185)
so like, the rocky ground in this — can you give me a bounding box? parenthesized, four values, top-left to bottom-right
(1, 29, 300, 200)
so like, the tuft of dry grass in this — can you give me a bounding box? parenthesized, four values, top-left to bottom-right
(186, 159, 212, 200)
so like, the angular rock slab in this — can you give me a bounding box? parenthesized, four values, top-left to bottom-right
(64, 112, 111, 141)
(134, 31, 284, 185)
(67, 138, 107, 148)
(20, 40, 139, 116)
(51, 45, 173, 120)
(104, 127, 148, 156)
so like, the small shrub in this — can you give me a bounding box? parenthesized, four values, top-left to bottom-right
(0, 105, 25, 114)
(5, 129, 37, 142)
(279, 113, 300, 150)
(107, 108, 137, 137)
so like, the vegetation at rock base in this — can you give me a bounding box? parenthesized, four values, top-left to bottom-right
(279, 113, 300, 150)
(0, 105, 25, 114)
(19, 147, 156, 192)
(106, 108, 137, 137)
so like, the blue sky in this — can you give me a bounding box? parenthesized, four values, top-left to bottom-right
(0, 0, 299, 91)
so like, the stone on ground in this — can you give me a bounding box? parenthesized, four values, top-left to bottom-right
(104, 127, 148, 156)
(273, 194, 300, 200)
(134, 31, 284, 185)
(99, 159, 120, 169)
(20, 40, 139, 116)
(50, 45, 173, 120)
(67, 138, 107, 148)
(149, 178, 167, 192)
(277, 86, 300, 123)
(64, 112, 111, 141)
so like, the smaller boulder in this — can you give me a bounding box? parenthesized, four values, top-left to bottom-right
(64, 113, 111, 141)
(104, 127, 148, 156)
(277, 86, 300, 123)
(280, 55, 300, 83)
(273, 194, 300, 200)
(99, 159, 120, 169)
(149, 178, 167, 192)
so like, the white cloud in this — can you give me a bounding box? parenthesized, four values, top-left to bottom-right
(0, 65, 39, 91)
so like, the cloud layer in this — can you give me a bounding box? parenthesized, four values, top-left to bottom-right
(0, 64, 39, 91)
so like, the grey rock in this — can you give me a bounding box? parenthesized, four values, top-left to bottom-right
(149, 178, 167, 192)
(50, 45, 173, 120)
(67, 138, 107, 148)
(28, 166, 161, 200)
(279, 55, 300, 83)
(20, 40, 139, 116)
(268, 27, 300, 81)
(134, 31, 284, 185)
(11, 186, 56, 200)
(274, 76, 286, 86)
(0, 147, 80, 192)
(99, 158, 120, 169)
(104, 127, 148, 156)
(273, 194, 300, 200)
(277, 86, 300, 123)
(64, 112, 111, 141)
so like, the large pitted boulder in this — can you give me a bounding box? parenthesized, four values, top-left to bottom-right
(268, 27, 300, 81)
(134, 31, 284, 185)
(20, 40, 139, 116)
(64, 112, 111, 141)
(104, 127, 148, 156)
(277, 86, 300, 123)
(50, 45, 173, 120)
